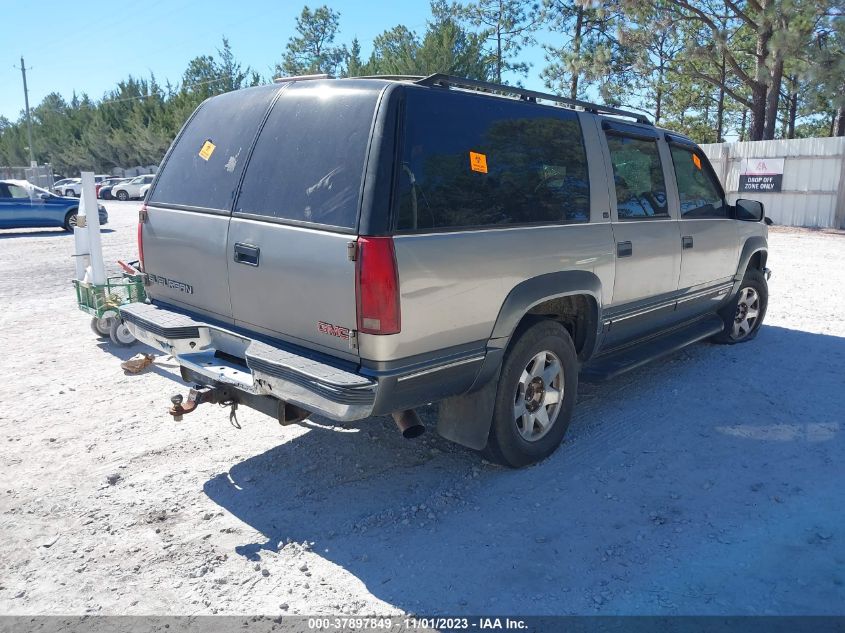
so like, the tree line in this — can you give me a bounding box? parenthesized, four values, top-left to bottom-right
(1, 0, 842, 176)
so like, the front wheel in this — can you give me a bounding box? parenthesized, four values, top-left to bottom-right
(483, 320, 579, 468)
(63, 210, 78, 231)
(116, 190, 129, 201)
(712, 269, 768, 344)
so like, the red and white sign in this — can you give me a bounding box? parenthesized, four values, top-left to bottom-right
(739, 158, 784, 192)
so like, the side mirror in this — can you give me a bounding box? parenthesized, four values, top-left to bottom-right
(39, 192, 51, 200)
(735, 198, 764, 222)
(764, 216, 774, 226)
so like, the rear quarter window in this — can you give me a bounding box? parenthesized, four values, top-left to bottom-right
(396, 87, 590, 231)
(149, 85, 279, 211)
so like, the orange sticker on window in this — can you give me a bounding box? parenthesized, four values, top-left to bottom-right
(692, 154, 702, 170)
(198, 140, 216, 161)
(469, 151, 488, 174)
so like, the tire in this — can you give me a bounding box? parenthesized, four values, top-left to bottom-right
(63, 209, 78, 231)
(101, 191, 112, 200)
(712, 269, 768, 344)
(116, 190, 129, 201)
(109, 319, 136, 347)
(90, 316, 113, 338)
(64, 189, 76, 197)
(483, 320, 579, 468)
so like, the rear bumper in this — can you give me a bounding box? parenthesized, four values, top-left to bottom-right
(119, 302, 377, 421)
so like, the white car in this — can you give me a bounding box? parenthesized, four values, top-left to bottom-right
(53, 175, 111, 198)
(112, 174, 154, 201)
(139, 183, 152, 199)
(54, 178, 81, 197)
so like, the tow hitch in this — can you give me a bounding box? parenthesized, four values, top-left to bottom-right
(169, 386, 219, 421)
(167, 382, 311, 426)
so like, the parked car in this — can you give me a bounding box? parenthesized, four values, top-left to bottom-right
(119, 75, 770, 467)
(98, 177, 131, 200)
(94, 174, 114, 197)
(52, 178, 75, 191)
(55, 175, 112, 198)
(0, 180, 108, 231)
(53, 178, 81, 197)
(112, 174, 154, 201)
(139, 183, 152, 199)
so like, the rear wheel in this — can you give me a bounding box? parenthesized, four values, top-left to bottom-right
(116, 190, 129, 201)
(64, 189, 76, 197)
(109, 319, 136, 347)
(483, 320, 579, 468)
(712, 269, 768, 344)
(63, 210, 78, 231)
(90, 316, 113, 338)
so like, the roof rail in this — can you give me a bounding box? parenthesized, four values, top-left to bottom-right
(273, 73, 333, 83)
(415, 74, 652, 125)
(352, 75, 425, 82)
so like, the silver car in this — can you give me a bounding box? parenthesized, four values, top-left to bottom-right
(120, 74, 770, 467)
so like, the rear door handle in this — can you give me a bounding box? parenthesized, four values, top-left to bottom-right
(617, 241, 633, 258)
(234, 243, 260, 266)
(682, 236, 694, 249)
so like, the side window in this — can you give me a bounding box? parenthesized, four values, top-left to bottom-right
(0, 184, 10, 199)
(396, 89, 590, 231)
(670, 146, 726, 218)
(7, 184, 29, 198)
(606, 134, 668, 219)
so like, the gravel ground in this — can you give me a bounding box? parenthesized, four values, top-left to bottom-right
(0, 202, 843, 616)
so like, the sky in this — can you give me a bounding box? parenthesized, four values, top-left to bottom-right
(0, 0, 559, 122)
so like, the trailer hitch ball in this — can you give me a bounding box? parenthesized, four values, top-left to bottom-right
(170, 394, 185, 421)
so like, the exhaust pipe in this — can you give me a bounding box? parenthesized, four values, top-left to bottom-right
(391, 409, 425, 439)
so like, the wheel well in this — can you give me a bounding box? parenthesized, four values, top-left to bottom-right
(518, 294, 598, 362)
(747, 250, 767, 273)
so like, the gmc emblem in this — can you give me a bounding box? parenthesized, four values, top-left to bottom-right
(318, 321, 350, 340)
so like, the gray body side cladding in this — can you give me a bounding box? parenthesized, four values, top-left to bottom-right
(730, 235, 768, 297)
(436, 271, 603, 450)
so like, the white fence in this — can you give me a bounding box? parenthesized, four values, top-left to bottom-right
(700, 137, 845, 229)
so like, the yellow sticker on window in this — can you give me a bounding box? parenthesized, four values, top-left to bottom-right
(198, 140, 216, 161)
(469, 151, 488, 174)
(692, 154, 702, 170)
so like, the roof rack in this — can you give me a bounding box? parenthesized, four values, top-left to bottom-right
(353, 75, 424, 82)
(273, 73, 333, 83)
(415, 73, 652, 125)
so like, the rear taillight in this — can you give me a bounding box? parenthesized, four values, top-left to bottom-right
(137, 205, 146, 271)
(355, 236, 400, 335)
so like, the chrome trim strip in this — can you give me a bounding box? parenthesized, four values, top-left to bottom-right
(607, 281, 735, 322)
(397, 355, 485, 382)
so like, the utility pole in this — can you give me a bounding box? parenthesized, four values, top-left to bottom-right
(17, 56, 35, 166)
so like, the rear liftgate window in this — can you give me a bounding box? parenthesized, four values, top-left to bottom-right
(235, 83, 381, 230)
(396, 88, 590, 231)
(149, 85, 279, 211)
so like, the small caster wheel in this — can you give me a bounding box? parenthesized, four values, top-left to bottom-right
(109, 319, 136, 347)
(90, 316, 113, 338)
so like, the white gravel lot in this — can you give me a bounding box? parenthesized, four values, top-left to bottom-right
(0, 201, 843, 616)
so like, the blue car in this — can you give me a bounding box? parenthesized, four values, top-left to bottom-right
(0, 180, 108, 232)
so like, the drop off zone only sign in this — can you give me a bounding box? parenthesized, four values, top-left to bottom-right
(739, 158, 784, 192)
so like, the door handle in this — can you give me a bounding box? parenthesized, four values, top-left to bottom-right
(233, 243, 260, 266)
(682, 236, 694, 249)
(617, 241, 633, 258)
